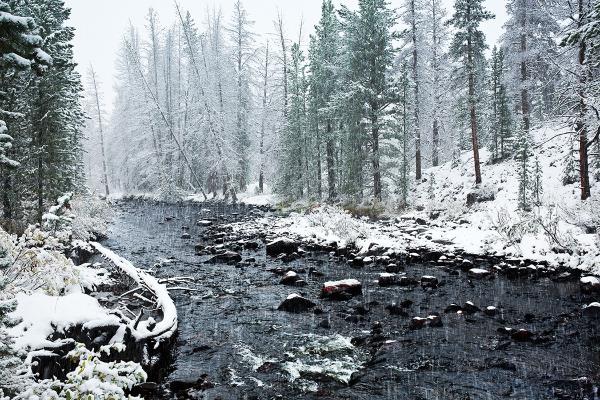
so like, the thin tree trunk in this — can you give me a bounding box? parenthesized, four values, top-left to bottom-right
(577, 0, 591, 200)
(372, 108, 382, 201)
(326, 120, 336, 201)
(467, 5, 482, 185)
(431, 0, 440, 167)
(411, 0, 422, 180)
(90, 66, 110, 196)
(277, 14, 288, 118)
(259, 41, 269, 194)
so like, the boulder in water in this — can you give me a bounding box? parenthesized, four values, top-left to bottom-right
(583, 302, 600, 318)
(266, 238, 299, 256)
(278, 294, 316, 313)
(206, 251, 242, 264)
(321, 279, 362, 300)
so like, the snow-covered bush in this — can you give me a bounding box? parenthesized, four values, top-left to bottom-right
(488, 208, 536, 247)
(0, 245, 31, 399)
(42, 193, 74, 233)
(287, 206, 369, 247)
(70, 195, 112, 241)
(15, 343, 147, 400)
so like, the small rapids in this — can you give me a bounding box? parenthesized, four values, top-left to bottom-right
(101, 199, 599, 399)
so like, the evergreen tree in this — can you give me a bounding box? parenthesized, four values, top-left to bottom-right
(278, 42, 308, 199)
(309, 0, 340, 201)
(532, 156, 543, 206)
(490, 46, 513, 161)
(448, 0, 493, 185)
(229, 0, 254, 191)
(0, 247, 28, 398)
(0, 0, 50, 225)
(14, 0, 85, 223)
(503, 0, 561, 120)
(342, 0, 398, 201)
(402, 0, 424, 179)
(516, 126, 532, 210)
(426, 0, 449, 167)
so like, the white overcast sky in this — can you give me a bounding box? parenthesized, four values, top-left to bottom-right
(64, 0, 507, 111)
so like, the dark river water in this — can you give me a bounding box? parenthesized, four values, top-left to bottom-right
(102, 200, 600, 400)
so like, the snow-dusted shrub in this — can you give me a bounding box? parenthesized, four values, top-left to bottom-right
(288, 206, 369, 247)
(489, 208, 536, 247)
(42, 193, 74, 233)
(70, 195, 112, 241)
(0, 245, 31, 399)
(15, 343, 147, 400)
(0, 227, 103, 296)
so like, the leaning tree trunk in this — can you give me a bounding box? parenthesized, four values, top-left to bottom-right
(90, 67, 110, 197)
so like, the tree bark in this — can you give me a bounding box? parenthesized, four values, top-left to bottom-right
(90, 66, 110, 197)
(467, 5, 482, 185)
(577, 0, 591, 200)
(372, 109, 382, 201)
(411, 0, 422, 180)
(326, 120, 336, 201)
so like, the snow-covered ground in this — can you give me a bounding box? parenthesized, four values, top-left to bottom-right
(226, 123, 599, 273)
(409, 122, 599, 272)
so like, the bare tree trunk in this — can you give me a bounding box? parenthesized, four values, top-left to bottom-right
(520, 1, 530, 140)
(577, 0, 591, 200)
(326, 120, 336, 201)
(411, 0, 422, 180)
(467, 5, 482, 185)
(431, 0, 440, 167)
(90, 66, 110, 196)
(277, 13, 288, 118)
(372, 108, 382, 201)
(259, 41, 270, 194)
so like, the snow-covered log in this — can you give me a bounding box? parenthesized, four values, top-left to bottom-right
(90, 242, 177, 345)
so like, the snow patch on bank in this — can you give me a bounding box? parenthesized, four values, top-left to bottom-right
(9, 292, 119, 350)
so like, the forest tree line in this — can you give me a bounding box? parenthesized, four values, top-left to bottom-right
(90, 0, 600, 209)
(0, 0, 83, 231)
(1, 0, 600, 234)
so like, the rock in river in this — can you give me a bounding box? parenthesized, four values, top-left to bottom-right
(583, 302, 600, 318)
(206, 251, 242, 264)
(321, 279, 362, 300)
(421, 275, 439, 289)
(280, 271, 305, 286)
(266, 238, 300, 256)
(580, 276, 600, 293)
(278, 293, 316, 313)
(468, 268, 491, 279)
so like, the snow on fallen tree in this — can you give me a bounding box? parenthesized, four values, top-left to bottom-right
(90, 242, 177, 345)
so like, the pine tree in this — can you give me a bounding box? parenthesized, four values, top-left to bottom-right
(309, 0, 340, 201)
(278, 42, 308, 199)
(426, 0, 449, 167)
(229, 0, 254, 192)
(516, 127, 532, 210)
(503, 0, 561, 120)
(490, 46, 513, 161)
(0, 247, 28, 398)
(15, 0, 85, 223)
(448, 0, 493, 185)
(342, 0, 398, 201)
(532, 156, 543, 206)
(403, 0, 424, 180)
(0, 0, 50, 224)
